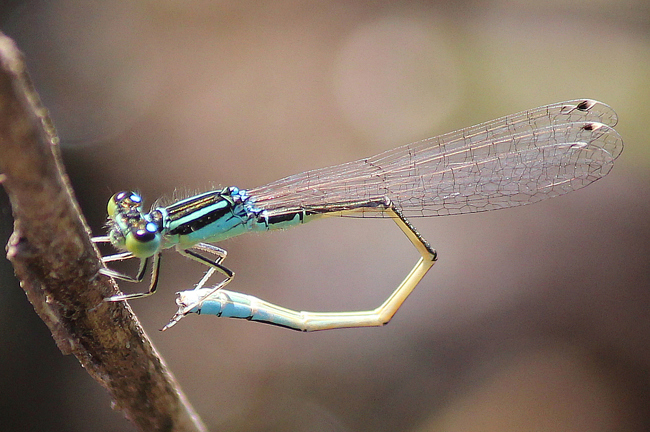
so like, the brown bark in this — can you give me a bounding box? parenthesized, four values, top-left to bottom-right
(0, 32, 206, 432)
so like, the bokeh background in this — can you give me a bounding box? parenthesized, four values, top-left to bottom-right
(1, 1, 649, 431)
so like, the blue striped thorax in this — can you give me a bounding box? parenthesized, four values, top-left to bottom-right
(105, 187, 273, 260)
(162, 187, 262, 248)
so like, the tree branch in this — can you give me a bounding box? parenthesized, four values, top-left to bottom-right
(0, 32, 207, 432)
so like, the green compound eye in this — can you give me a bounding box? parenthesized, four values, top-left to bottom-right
(108, 191, 143, 218)
(107, 195, 118, 218)
(125, 222, 161, 258)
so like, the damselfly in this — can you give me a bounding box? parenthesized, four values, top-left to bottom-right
(93, 99, 623, 331)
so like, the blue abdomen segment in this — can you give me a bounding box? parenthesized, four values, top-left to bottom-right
(187, 288, 306, 330)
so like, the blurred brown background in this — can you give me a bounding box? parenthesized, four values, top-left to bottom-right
(1, 1, 649, 431)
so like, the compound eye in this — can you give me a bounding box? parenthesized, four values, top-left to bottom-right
(108, 191, 143, 217)
(125, 222, 161, 258)
(133, 222, 159, 242)
(118, 191, 142, 205)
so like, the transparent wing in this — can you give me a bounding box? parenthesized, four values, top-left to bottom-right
(249, 99, 623, 217)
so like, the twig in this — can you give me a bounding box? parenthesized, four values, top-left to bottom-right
(0, 32, 207, 432)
